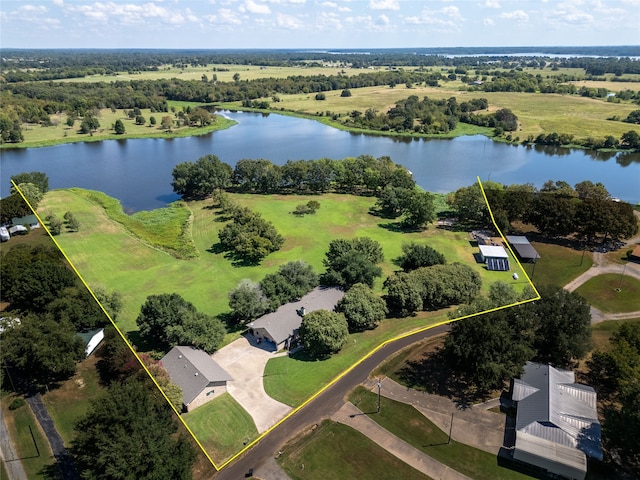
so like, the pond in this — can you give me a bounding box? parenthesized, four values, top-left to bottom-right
(1, 110, 638, 211)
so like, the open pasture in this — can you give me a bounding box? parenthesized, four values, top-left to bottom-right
(39, 189, 528, 338)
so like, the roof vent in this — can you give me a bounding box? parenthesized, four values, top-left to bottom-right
(178, 355, 183, 359)
(194, 372, 198, 376)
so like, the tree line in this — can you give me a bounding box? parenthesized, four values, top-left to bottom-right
(448, 180, 638, 243)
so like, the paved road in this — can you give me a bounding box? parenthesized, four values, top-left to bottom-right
(214, 324, 450, 480)
(25, 393, 79, 480)
(0, 411, 28, 480)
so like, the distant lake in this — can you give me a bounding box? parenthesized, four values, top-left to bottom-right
(1, 110, 638, 211)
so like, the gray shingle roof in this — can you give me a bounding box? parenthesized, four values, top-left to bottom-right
(247, 286, 344, 345)
(161, 346, 233, 406)
(514, 362, 602, 461)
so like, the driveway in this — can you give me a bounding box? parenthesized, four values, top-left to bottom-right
(213, 334, 291, 433)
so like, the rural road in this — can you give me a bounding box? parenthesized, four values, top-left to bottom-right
(213, 324, 450, 480)
(0, 413, 28, 480)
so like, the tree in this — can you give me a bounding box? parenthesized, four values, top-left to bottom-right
(341, 89, 352, 97)
(383, 272, 423, 317)
(374, 186, 412, 218)
(92, 286, 123, 321)
(10, 171, 49, 194)
(448, 184, 488, 224)
(323, 238, 384, 289)
(14, 182, 43, 208)
(233, 72, 241, 82)
(336, 283, 387, 332)
(299, 310, 349, 358)
(398, 242, 446, 272)
(136, 293, 225, 353)
(114, 119, 126, 134)
(315, 93, 326, 100)
(149, 116, 157, 126)
(526, 286, 591, 367)
(574, 180, 610, 201)
(228, 279, 269, 324)
(621, 130, 640, 150)
(172, 155, 233, 199)
(47, 213, 63, 235)
(260, 261, 319, 310)
(218, 207, 284, 263)
(0, 314, 86, 388)
(160, 115, 173, 130)
(401, 190, 436, 228)
(135, 115, 146, 125)
(71, 380, 196, 480)
(79, 115, 100, 134)
(444, 308, 535, 394)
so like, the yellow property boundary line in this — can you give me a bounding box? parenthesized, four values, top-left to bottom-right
(13, 176, 541, 472)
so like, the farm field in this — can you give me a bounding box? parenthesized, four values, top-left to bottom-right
(38, 188, 530, 337)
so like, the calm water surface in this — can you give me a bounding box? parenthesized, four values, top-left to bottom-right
(1, 111, 638, 211)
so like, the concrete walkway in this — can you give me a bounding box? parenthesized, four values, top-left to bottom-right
(0, 412, 28, 480)
(363, 377, 505, 455)
(332, 402, 473, 480)
(213, 334, 291, 433)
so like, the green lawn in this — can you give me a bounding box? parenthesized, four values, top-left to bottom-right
(348, 386, 532, 480)
(39, 190, 529, 337)
(591, 317, 640, 350)
(277, 419, 432, 480)
(264, 310, 449, 407)
(182, 393, 258, 465)
(576, 274, 640, 313)
(522, 241, 593, 288)
(0, 395, 54, 479)
(41, 353, 103, 447)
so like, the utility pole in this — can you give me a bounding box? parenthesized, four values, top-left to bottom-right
(377, 381, 381, 413)
(447, 413, 454, 444)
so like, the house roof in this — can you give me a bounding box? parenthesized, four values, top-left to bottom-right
(506, 235, 531, 245)
(161, 346, 233, 406)
(513, 362, 602, 468)
(248, 286, 344, 345)
(479, 245, 508, 259)
(11, 214, 39, 226)
(506, 236, 540, 260)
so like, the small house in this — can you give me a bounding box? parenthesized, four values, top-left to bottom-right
(478, 245, 510, 271)
(248, 286, 344, 351)
(160, 346, 233, 412)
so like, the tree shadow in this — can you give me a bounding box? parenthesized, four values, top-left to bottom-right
(205, 243, 262, 267)
(126, 330, 166, 353)
(395, 348, 484, 407)
(377, 222, 411, 233)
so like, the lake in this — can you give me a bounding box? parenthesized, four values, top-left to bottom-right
(1, 110, 638, 211)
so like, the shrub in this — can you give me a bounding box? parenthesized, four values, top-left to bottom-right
(9, 398, 26, 410)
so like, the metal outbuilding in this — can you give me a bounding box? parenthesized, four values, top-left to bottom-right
(511, 362, 602, 480)
(506, 236, 540, 262)
(478, 244, 510, 271)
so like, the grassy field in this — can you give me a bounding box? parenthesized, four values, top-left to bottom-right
(521, 241, 593, 288)
(3, 107, 236, 149)
(0, 395, 54, 479)
(575, 274, 640, 313)
(39, 189, 529, 337)
(348, 386, 532, 480)
(182, 393, 258, 465)
(277, 419, 432, 480)
(591, 317, 640, 351)
(236, 84, 640, 143)
(41, 353, 103, 447)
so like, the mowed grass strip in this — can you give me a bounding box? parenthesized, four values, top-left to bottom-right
(277, 419, 432, 480)
(182, 393, 258, 465)
(348, 386, 532, 480)
(41, 189, 525, 337)
(41, 353, 103, 447)
(1, 396, 54, 479)
(576, 274, 640, 313)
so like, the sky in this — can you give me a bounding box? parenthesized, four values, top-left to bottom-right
(1, 0, 639, 50)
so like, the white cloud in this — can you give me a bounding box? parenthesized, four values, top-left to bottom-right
(377, 13, 390, 24)
(18, 5, 48, 14)
(483, 0, 500, 8)
(338, 6, 351, 12)
(52, 0, 64, 6)
(483, 17, 495, 26)
(206, 8, 243, 24)
(403, 4, 464, 30)
(498, 9, 528, 23)
(369, 0, 399, 10)
(240, 0, 271, 14)
(322, 1, 337, 6)
(276, 12, 304, 28)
